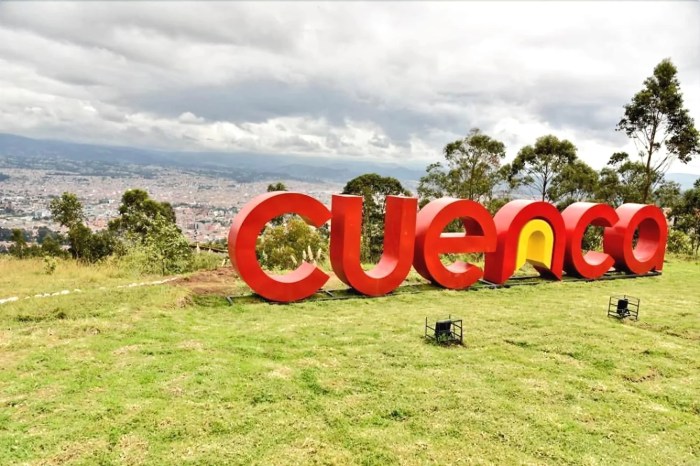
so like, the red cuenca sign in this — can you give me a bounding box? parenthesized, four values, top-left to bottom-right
(228, 193, 668, 302)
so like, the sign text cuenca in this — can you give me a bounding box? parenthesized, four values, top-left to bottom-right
(228, 193, 668, 302)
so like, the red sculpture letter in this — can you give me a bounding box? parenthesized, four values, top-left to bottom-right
(330, 195, 417, 296)
(483, 200, 566, 285)
(413, 198, 497, 289)
(228, 192, 330, 302)
(603, 203, 668, 274)
(561, 202, 619, 279)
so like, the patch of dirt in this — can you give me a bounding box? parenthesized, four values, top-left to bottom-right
(112, 344, 142, 356)
(267, 366, 293, 380)
(623, 368, 660, 383)
(117, 434, 149, 466)
(177, 340, 205, 351)
(172, 267, 241, 296)
(39, 438, 110, 465)
(172, 266, 346, 297)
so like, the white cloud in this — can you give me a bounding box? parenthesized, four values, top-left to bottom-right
(0, 1, 698, 172)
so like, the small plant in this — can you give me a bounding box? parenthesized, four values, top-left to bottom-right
(43, 256, 57, 275)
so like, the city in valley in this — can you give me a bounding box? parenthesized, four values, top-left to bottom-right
(0, 165, 341, 249)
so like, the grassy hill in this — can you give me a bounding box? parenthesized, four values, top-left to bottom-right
(1, 257, 699, 465)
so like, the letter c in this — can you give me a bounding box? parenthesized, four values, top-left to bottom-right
(561, 202, 619, 279)
(228, 192, 330, 302)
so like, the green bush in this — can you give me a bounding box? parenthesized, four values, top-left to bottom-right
(667, 229, 692, 255)
(190, 250, 225, 271)
(257, 217, 327, 271)
(115, 224, 192, 275)
(115, 241, 222, 276)
(67, 224, 115, 263)
(582, 226, 604, 251)
(43, 256, 57, 275)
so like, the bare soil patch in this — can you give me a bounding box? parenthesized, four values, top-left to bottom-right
(172, 267, 241, 296)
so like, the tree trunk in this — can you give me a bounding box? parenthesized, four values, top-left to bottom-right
(642, 152, 653, 204)
(642, 120, 659, 204)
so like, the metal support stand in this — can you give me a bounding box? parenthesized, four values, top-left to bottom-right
(608, 295, 640, 320)
(425, 315, 463, 345)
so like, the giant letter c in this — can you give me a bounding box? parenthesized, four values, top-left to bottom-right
(562, 202, 619, 279)
(228, 192, 330, 302)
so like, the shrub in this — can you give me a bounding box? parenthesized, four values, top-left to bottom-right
(115, 217, 192, 275)
(667, 229, 692, 255)
(257, 217, 327, 271)
(43, 256, 57, 275)
(190, 250, 224, 271)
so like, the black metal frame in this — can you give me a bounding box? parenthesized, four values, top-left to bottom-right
(425, 315, 463, 345)
(608, 295, 640, 320)
(226, 270, 662, 306)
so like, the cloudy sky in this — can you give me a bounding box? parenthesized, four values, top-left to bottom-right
(1, 1, 699, 173)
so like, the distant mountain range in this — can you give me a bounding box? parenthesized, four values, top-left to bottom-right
(1, 132, 698, 189)
(0, 133, 425, 184)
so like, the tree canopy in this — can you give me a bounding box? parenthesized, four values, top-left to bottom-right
(616, 58, 700, 203)
(49, 193, 85, 229)
(48, 192, 112, 261)
(417, 128, 506, 205)
(508, 134, 578, 202)
(548, 159, 599, 208)
(342, 173, 410, 262)
(109, 189, 177, 237)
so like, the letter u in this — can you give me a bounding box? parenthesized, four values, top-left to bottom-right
(330, 194, 417, 296)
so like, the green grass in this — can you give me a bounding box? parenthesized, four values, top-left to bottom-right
(0, 257, 166, 299)
(1, 257, 699, 465)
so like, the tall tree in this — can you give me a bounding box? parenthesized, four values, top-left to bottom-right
(48, 192, 111, 261)
(616, 58, 700, 203)
(9, 229, 28, 258)
(49, 193, 85, 229)
(109, 189, 177, 237)
(597, 152, 642, 206)
(342, 173, 410, 262)
(596, 152, 662, 207)
(418, 128, 506, 205)
(548, 159, 599, 208)
(508, 135, 578, 202)
(107, 189, 193, 273)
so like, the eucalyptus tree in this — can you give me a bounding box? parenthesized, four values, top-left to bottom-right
(508, 134, 577, 202)
(616, 59, 700, 203)
(418, 128, 507, 206)
(342, 173, 411, 262)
